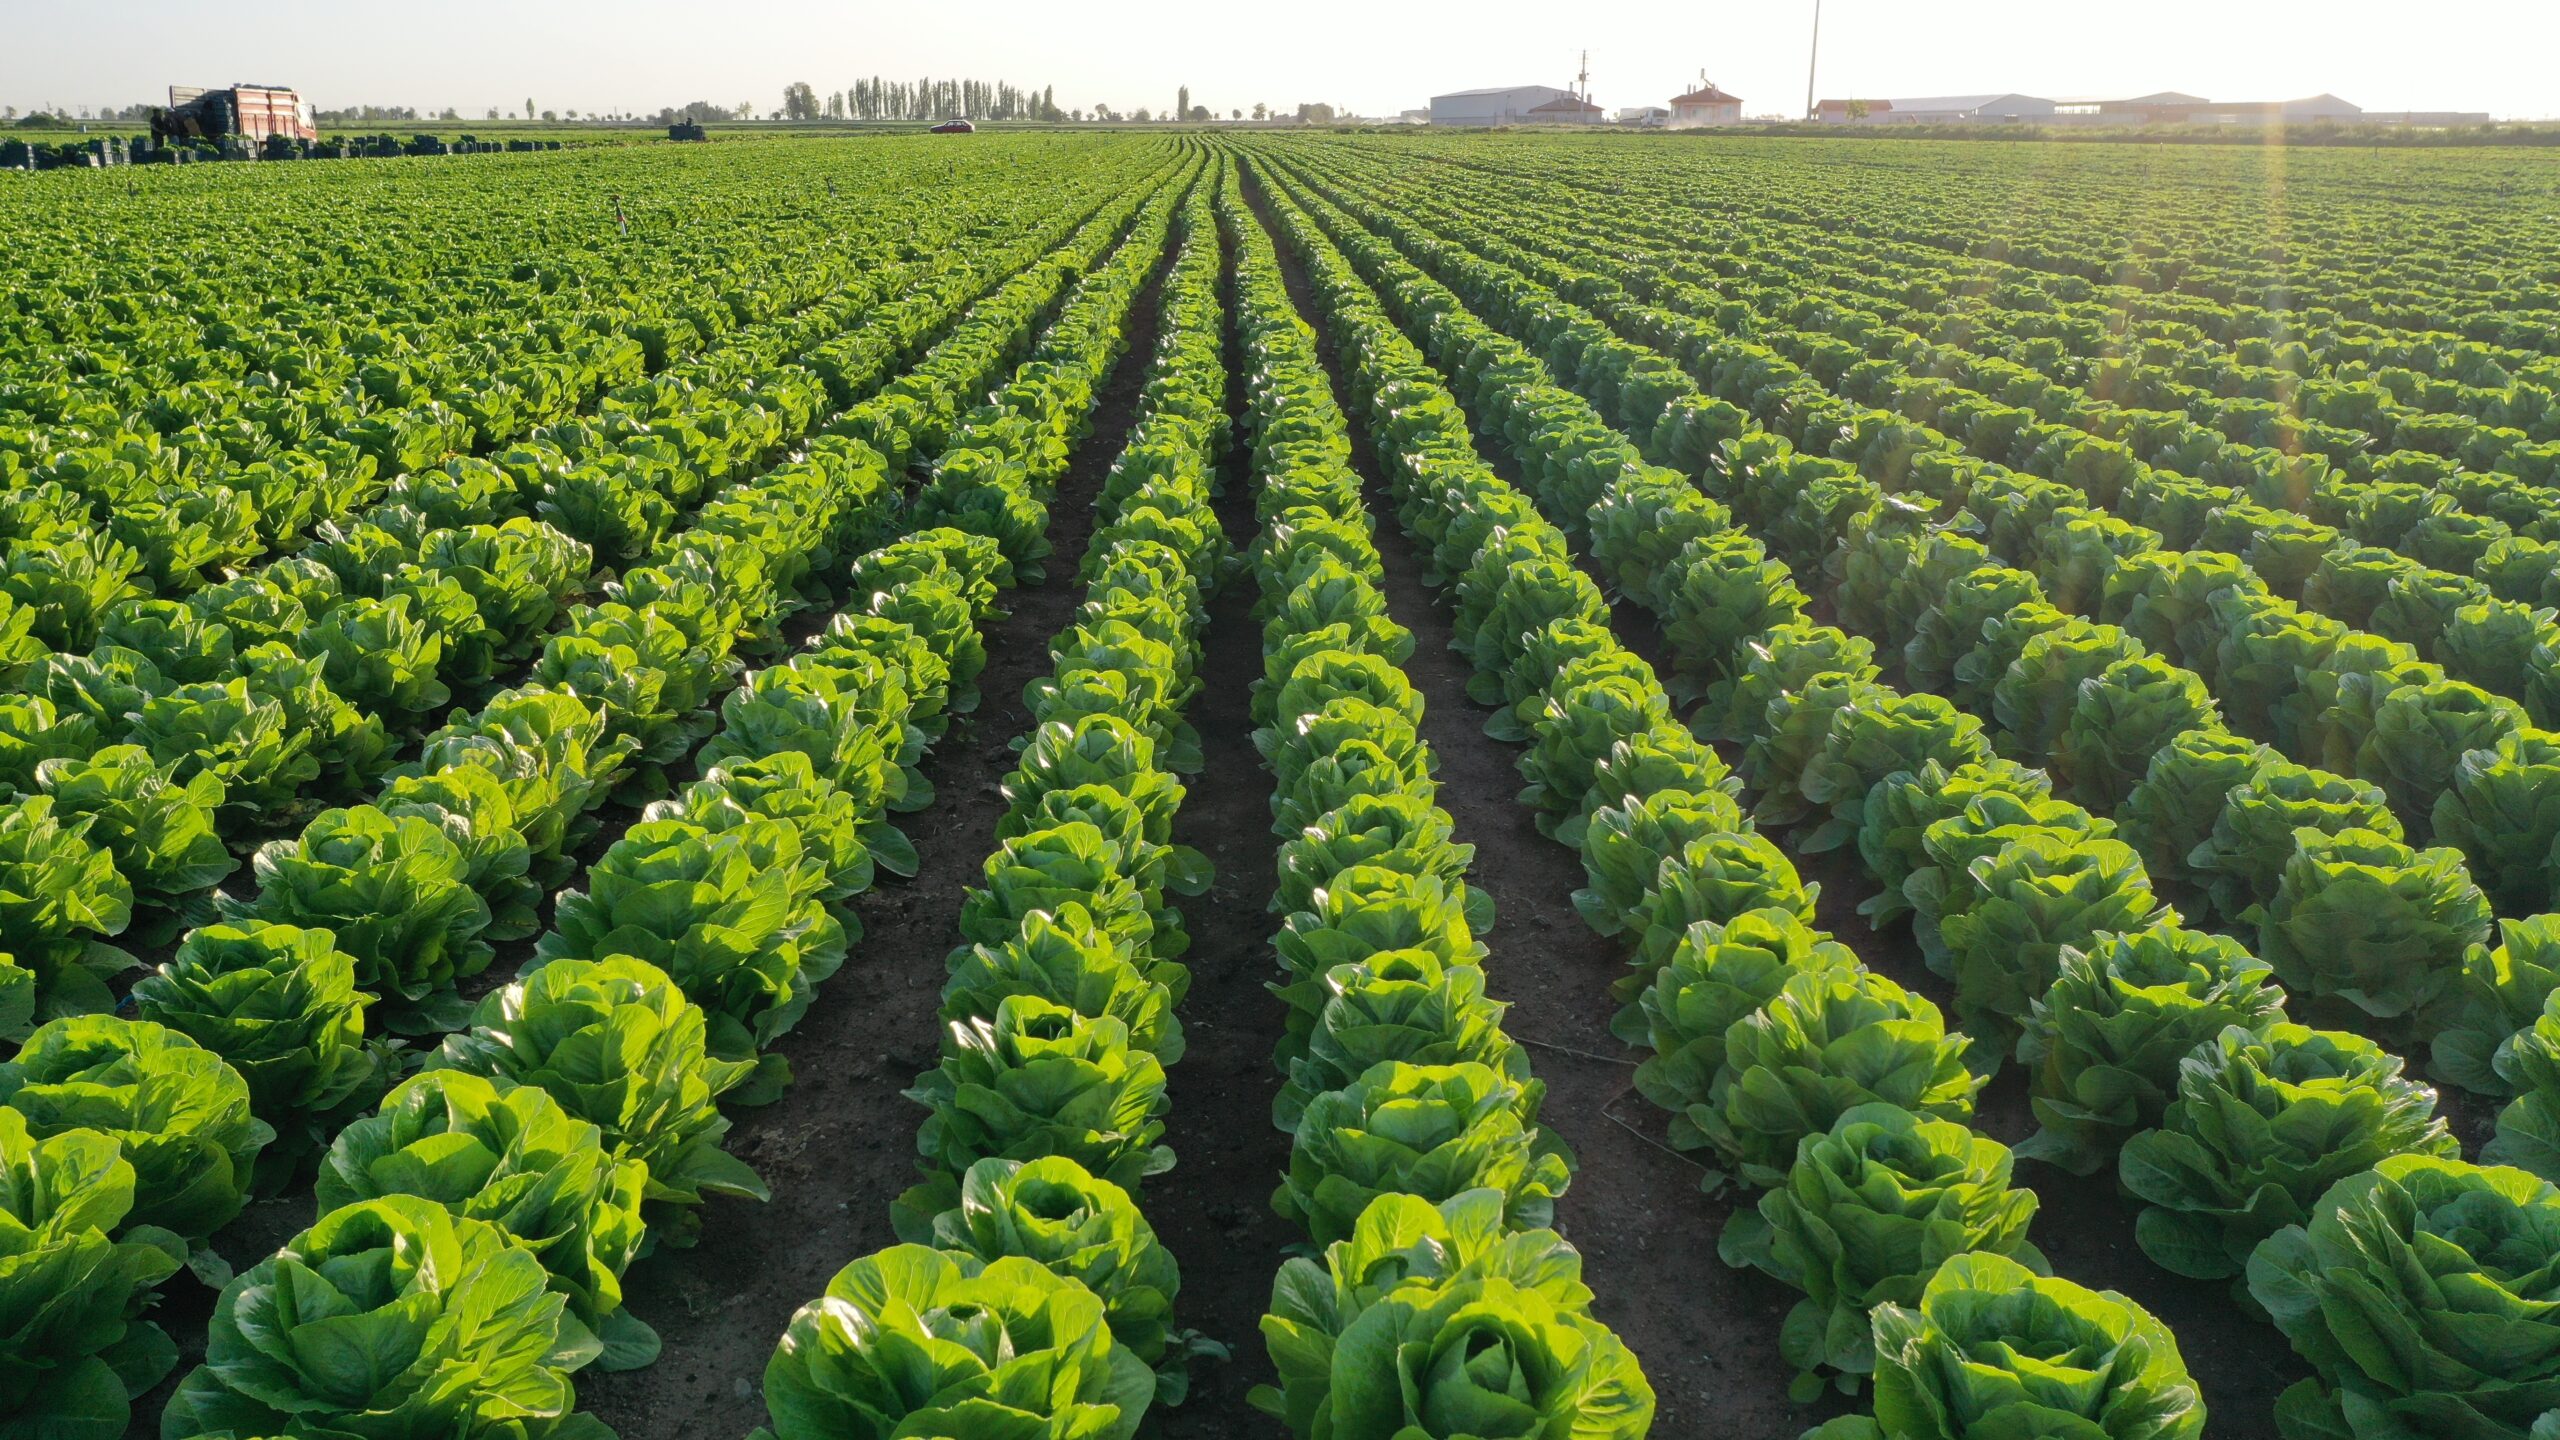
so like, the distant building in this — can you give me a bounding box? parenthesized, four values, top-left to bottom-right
(2362, 110, 2496, 127)
(1398, 108, 1431, 124)
(2049, 91, 2208, 124)
(2188, 94, 2365, 124)
(1524, 93, 1607, 125)
(1817, 93, 2056, 124)
(2041, 92, 2481, 128)
(1669, 83, 1744, 127)
(1618, 105, 1671, 126)
(2052, 92, 2364, 126)
(1429, 85, 1576, 125)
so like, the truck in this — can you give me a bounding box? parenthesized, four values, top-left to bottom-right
(151, 85, 320, 145)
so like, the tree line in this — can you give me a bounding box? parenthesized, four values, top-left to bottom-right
(780, 79, 1342, 126)
(5, 81, 1351, 132)
(782, 77, 1063, 123)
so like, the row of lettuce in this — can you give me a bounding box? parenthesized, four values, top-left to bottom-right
(1279, 141, 2560, 1143)
(1456, 141, 2560, 983)
(1246, 146, 2183, 1439)
(1496, 157, 2560, 818)
(0, 140, 1122, 656)
(1780, 155, 2560, 446)
(1476, 134, 2560, 375)
(1219, 161, 1662, 1439)
(1469, 151, 2560, 712)
(1283, 140, 2560, 943)
(0, 157, 1183, 1438)
(749, 147, 1663, 1440)
(0, 149, 1167, 1041)
(1249, 141, 2560, 1440)
(755, 154, 1222, 1438)
(0, 143, 958, 673)
(1446, 137, 2560, 492)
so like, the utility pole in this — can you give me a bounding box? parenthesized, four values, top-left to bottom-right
(1805, 0, 1824, 121)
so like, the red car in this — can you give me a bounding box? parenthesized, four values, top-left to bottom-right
(930, 120, 976, 134)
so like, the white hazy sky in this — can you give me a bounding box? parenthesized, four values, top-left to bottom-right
(4, 0, 2555, 121)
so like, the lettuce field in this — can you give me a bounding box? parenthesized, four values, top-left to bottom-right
(6, 127, 2560, 1439)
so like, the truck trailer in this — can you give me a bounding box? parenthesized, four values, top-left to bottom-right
(151, 85, 320, 145)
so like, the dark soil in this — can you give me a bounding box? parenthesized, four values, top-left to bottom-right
(1141, 224, 1297, 1438)
(573, 251, 1173, 1439)
(1228, 170, 1827, 1440)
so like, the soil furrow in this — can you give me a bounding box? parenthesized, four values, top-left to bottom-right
(1143, 206, 1299, 1437)
(1236, 171, 1814, 1440)
(577, 245, 1175, 1440)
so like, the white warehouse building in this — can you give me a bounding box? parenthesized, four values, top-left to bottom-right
(1430, 85, 1578, 125)
(1816, 93, 2058, 125)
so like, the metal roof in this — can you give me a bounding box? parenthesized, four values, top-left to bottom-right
(2048, 91, 2208, 106)
(1876, 94, 2045, 113)
(1433, 85, 1561, 100)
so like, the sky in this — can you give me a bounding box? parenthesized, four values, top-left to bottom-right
(4, 0, 2555, 122)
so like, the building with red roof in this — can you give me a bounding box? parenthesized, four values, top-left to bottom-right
(1670, 82, 1743, 127)
(1524, 92, 1606, 124)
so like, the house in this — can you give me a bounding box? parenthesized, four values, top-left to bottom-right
(1618, 106, 1671, 127)
(1524, 93, 1607, 125)
(1817, 93, 2055, 124)
(1428, 85, 1576, 125)
(1669, 82, 1743, 127)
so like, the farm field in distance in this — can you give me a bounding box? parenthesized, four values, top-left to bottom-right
(6, 127, 2560, 1440)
